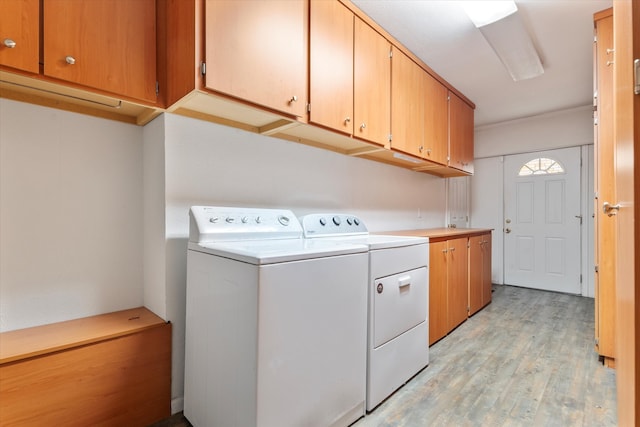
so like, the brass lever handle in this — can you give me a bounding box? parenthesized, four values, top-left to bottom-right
(602, 202, 620, 217)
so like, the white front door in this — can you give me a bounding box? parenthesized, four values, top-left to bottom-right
(503, 147, 582, 294)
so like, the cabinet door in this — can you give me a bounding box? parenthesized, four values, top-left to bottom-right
(391, 48, 424, 158)
(481, 233, 492, 306)
(0, 0, 39, 74)
(468, 235, 483, 316)
(594, 10, 615, 360)
(43, 0, 157, 104)
(429, 240, 448, 345)
(354, 18, 390, 146)
(309, 0, 353, 133)
(447, 237, 468, 331)
(449, 92, 474, 173)
(423, 74, 448, 165)
(205, 0, 307, 118)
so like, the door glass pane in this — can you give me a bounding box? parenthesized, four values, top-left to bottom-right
(518, 157, 565, 176)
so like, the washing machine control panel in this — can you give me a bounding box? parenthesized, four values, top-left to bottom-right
(300, 213, 368, 237)
(189, 206, 303, 242)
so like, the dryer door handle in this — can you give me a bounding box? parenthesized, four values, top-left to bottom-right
(398, 276, 411, 288)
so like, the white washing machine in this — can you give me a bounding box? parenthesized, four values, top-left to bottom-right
(300, 213, 430, 411)
(184, 206, 369, 427)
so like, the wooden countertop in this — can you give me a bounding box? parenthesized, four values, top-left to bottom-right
(0, 307, 166, 364)
(380, 227, 493, 240)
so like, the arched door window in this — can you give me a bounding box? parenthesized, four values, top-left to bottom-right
(518, 157, 565, 176)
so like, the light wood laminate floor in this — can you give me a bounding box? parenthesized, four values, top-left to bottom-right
(154, 285, 617, 427)
(353, 285, 617, 427)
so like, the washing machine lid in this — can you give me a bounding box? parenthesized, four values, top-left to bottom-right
(188, 239, 368, 265)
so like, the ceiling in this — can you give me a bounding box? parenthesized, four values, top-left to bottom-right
(350, 0, 613, 127)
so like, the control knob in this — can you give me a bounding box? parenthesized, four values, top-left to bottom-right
(332, 216, 341, 226)
(319, 217, 327, 226)
(278, 215, 290, 226)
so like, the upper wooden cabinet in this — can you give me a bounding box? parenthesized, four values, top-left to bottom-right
(353, 17, 391, 146)
(448, 91, 474, 174)
(391, 47, 424, 158)
(0, 0, 39, 74)
(309, 0, 354, 133)
(310, 2, 390, 146)
(423, 73, 449, 165)
(204, 0, 307, 118)
(43, 0, 157, 104)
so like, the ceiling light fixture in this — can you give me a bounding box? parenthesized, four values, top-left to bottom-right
(462, 1, 544, 81)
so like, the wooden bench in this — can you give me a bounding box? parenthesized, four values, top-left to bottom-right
(0, 307, 171, 426)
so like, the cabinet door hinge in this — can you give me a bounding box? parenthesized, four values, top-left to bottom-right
(389, 49, 393, 58)
(200, 62, 206, 76)
(155, 81, 160, 97)
(388, 134, 392, 142)
(580, 274, 583, 284)
(595, 265, 599, 273)
(307, 103, 311, 113)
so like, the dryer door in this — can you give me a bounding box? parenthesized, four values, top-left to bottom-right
(373, 266, 428, 348)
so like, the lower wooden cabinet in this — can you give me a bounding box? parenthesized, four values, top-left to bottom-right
(429, 236, 468, 345)
(469, 232, 492, 316)
(427, 230, 492, 345)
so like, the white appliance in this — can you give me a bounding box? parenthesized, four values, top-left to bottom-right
(300, 213, 430, 411)
(184, 206, 369, 427)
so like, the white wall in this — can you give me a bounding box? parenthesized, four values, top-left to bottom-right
(0, 99, 144, 331)
(475, 105, 593, 159)
(470, 157, 504, 284)
(470, 106, 595, 295)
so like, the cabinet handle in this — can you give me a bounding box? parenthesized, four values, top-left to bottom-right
(3, 38, 16, 49)
(419, 145, 424, 153)
(426, 148, 432, 155)
(449, 247, 455, 252)
(360, 122, 366, 130)
(442, 248, 448, 253)
(65, 56, 76, 65)
(344, 117, 351, 124)
(288, 95, 297, 104)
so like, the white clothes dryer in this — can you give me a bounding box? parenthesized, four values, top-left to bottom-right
(300, 213, 430, 411)
(184, 206, 369, 427)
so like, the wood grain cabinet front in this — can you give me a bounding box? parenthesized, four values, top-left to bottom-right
(42, 0, 157, 104)
(593, 7, 615, 366)
(469, 232, 492, 316)
(429, 236, 469, 345)
(391, 47, 425, 159)
(449, 91, 475, 174)
(310, 1, 391, 146)
(353, 16, 391, 146)
(0, 0, 39, 74)
(204, 0, 307, 118)
(309, 0, 354, 133)
(422, 72, 449, 165)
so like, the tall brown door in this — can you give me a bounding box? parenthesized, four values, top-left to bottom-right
(612, 0, 640, 424)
